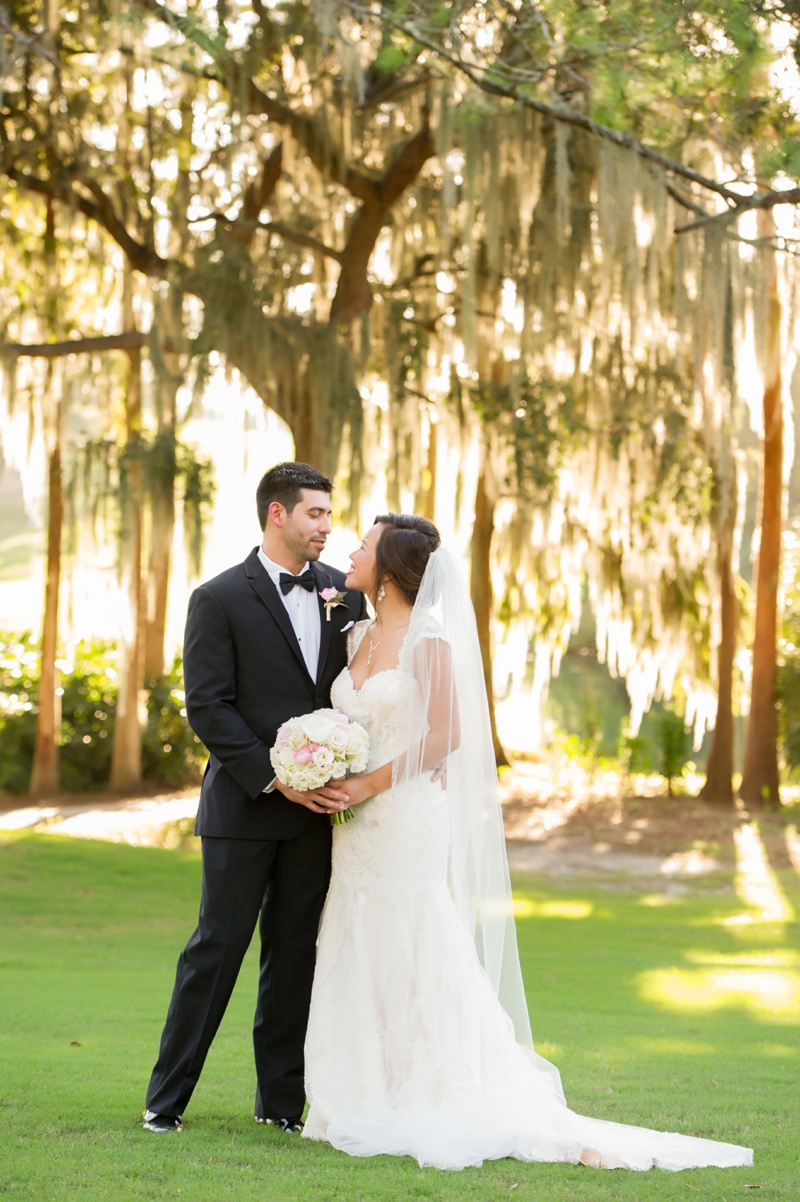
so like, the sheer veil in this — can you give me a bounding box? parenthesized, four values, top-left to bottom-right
(392, 547, 563, 1094)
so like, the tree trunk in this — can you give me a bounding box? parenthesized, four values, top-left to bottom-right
(700, 535, 737, 804)
(420, 415, 438, 521)
(111, 61, 145, 792)
(290, 371, 316, 465)
(143, 291, 182, 680)
(740, 212, 783, 808)
(470, 468, 509, 767)
(30, 185, 61, 798)
(110, 342, 145, 791)
(30, 384, 62, 797)
(699, 463, 738, 805)
(144, 459, 174, 681)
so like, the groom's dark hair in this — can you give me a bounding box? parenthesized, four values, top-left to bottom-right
(256, 462, 333, 528)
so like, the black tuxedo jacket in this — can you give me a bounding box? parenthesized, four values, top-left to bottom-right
(185, 548, 367, 841)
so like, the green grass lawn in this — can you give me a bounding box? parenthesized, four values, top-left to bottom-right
(1, 832, 798, 1201)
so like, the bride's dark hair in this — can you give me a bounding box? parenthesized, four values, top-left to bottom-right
(373, 513, 441, 604)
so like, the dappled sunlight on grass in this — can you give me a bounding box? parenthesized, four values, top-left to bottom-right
(757, 1041, 798, 1057)
(637, 894, 683, 907)
(684, 949, 799, 967)
(639, 959, 800, 1021)
(786, 824, 800, 874)
(732, 822, 793, 923)
(513, 898, 593, 919)
(532, 1040, 564, 1061)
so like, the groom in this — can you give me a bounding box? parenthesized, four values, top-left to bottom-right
(143, 462, 366, 1134)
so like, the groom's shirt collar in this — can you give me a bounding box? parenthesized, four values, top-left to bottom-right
(257, 547, 310, 584)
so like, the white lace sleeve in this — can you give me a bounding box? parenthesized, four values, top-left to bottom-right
(347, 619, 372, 665)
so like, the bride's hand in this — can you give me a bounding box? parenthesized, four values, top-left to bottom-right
(327, 774, 375, 807)
(276, 782, 350, 814)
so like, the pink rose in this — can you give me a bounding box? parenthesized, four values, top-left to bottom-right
(293, 745, 313, 764)
(277, 727, 292, 744)
(320, 587, 338, 603)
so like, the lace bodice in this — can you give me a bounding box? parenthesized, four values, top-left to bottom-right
(324, 619, 447, 894)
(329, 620, 423, 770)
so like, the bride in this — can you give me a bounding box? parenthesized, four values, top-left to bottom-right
(302, 513, 752, 1173)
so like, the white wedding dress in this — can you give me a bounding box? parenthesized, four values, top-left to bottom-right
(302, 616, 752, 1172)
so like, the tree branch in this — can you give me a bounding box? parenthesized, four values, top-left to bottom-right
(330, 122, 434, 322)
(140, 0, 380, 203)
(238, 141, 283, 242)
(0, 332, 148, 358)
(369, 4, 800, 217)
(189, 210, 344, 262)
(674, 187, 800, 234)
(0, 6, 60, 71)
(2, 161, 169, 276)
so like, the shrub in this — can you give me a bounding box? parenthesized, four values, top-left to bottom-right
(778, 609, 800, 776)
(0, 634, 205, 794)
(142, 655, 206, 787)
(657, 706, 692, 795)
(0, 633, 39, 793)
(59, 641, 117, 790)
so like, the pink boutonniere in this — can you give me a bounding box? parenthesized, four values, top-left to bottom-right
(320, 587, 347, 621)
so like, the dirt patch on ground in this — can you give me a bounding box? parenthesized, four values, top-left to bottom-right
(500, 760, 800, 870)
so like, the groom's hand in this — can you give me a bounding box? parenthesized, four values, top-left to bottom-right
(274, 781, 350, 814)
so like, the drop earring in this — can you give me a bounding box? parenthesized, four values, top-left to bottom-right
(376, 582, 386, 602)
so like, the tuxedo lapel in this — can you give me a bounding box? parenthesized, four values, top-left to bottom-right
(312, 561, 334, 681)
(244, 548, 311, 680)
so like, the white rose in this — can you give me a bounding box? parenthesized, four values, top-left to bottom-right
(290, 765, 324, 791)
(300, 712, 336, 743)
(288, 727, 307, 750)
(327, 726, 350, 753)
(312, 745, 335, 770)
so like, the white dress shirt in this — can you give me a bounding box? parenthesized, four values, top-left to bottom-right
(257, 547, 321, 682)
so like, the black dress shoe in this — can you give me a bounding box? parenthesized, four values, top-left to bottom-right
(143, 1110, 182, 1133)
(255, 1115, 304, 1133)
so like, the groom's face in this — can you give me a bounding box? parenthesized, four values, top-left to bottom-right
(280, 489, 332, 562)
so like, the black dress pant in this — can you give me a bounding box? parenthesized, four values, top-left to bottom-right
(145, 819, 331, 1120)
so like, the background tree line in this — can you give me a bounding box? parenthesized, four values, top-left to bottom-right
(2, 0, 800, 805)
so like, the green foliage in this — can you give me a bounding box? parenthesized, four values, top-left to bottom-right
(0, 632, 39, 793)
(59, 640, 118, 791)
(0, 634, 204, 795)
(546, 631, 630, 764)
(657, 706, 692, 795)
(143, 655, 206, 788)
(777, 529, 800, 775)
(471, 375, 584, 502)
(778, 634, 800, 775)
(177, 445, 216, 580)
(619, 727, 651, 777)
(373, 43, 406, 76)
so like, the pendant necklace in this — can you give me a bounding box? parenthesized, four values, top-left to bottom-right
(365, 619, 409, 669)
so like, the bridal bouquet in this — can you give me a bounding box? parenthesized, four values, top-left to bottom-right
(270, 708, 369, 825)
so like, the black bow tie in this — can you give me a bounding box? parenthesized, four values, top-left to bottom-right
(279, 568, 316, 596)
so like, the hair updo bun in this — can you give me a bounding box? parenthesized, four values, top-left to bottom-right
(373, 514, 441, 605)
